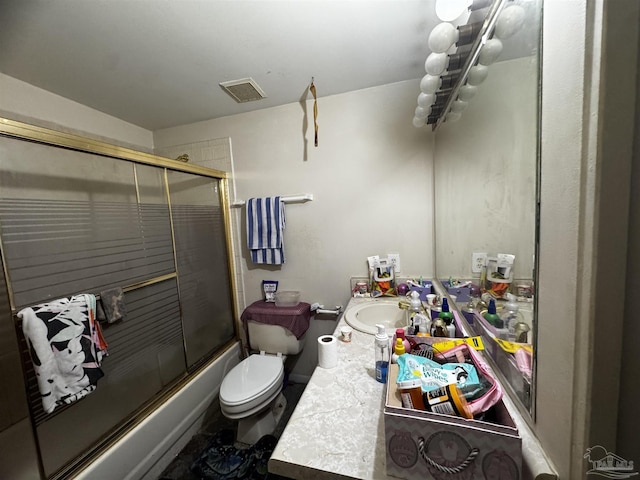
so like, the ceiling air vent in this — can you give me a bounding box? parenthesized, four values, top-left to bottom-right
(219, 77, 267, 103)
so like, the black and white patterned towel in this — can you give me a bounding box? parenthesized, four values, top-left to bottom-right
(18, 294, 106, 413)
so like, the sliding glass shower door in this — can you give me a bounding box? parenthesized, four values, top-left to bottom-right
(0, 122, 237, 479)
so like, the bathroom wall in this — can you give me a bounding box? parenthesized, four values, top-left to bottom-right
(154, 80, 434, 306)
(154, 80, 435, 378)
(0, 73, 153, 150)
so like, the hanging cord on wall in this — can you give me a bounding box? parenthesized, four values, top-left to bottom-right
(310, 77, 319, 147)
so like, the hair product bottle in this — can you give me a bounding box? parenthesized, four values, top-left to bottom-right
(483, 299, 503, 328)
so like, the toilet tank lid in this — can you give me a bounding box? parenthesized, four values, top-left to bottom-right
(220, 354, 284, 406)
(241, 300, 311, 339)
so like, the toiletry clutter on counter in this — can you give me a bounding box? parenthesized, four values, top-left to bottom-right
(386, 333, 502, 419)
(383, 334, 523, 480)
(382, 298, 523, 475)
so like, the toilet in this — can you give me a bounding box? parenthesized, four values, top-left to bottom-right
(219, 320, 307, 445)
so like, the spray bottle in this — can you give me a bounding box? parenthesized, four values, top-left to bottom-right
(483, 299, 503, 328)
(374, 324, 390, 383)
(438, 298, 456, 337)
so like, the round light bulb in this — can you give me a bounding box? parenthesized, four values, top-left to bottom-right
(478, 38, 503, 66)
(446, 112, 462, 123)
(458, 84, 477, 101)
(417, 93, 436, 108)
(494, 5, 525, 39)
(467, 65, 489, 86)
(415, 106, 429, 119)
(435, 0, 470, 22)
(428, 23, 458, 53)
(412, 116, 426, 128)
(420, 74, 442, 94)
(450, 100, 468, 113)
(425, 52, 448, 76)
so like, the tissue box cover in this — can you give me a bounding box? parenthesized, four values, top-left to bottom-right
(384, 363, 522, 479)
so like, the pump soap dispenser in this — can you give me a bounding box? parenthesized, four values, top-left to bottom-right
(374, 324, 390, 384)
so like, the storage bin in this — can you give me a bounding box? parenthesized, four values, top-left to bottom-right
(274, 290, 300, 307)
(384, 336, 522, 479)
(440, 280, 472, 303)
(408, 282, 433, 302)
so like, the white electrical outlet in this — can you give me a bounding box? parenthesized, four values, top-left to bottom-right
(387, 254, 401, 273)
(472, 253, 487, 274)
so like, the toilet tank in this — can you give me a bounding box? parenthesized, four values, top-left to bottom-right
(247, 321, 306, 355)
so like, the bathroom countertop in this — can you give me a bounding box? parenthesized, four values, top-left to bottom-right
(268, 307, 391, 480)
(268, 297, 557, 480)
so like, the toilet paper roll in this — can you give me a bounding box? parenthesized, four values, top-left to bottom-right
(317, 335, 338, 369)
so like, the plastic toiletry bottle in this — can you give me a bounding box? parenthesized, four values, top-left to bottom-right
(406, 290, 424, 333)
(461, 295, 477, 324)
(500, 293, 525, 333)
(413, 313, 430, 336)
(391, 337, 406, 364)
(393, 328, 411, 353)
(429, 296, 442, 322)
(417, 314, 431, 336)
(424, 384, 473, 418)
(483, 299, 503, 328)
(513, 322, 531, 343)
(438, 298, 456, 337)
(397, 379, 426, 410)
(431, 318, 448, 337)
(375, 324, 390, 384)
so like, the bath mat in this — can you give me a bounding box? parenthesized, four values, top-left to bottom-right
(191, 429, 278, 480)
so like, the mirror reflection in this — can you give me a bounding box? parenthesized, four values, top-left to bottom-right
(431, 0, 542, 414)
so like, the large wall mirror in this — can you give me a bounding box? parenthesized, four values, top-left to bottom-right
(430, 0, 542, 418)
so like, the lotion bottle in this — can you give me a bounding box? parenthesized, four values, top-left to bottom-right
(391, 337, 406, 364)
(393, 328, 411, 353)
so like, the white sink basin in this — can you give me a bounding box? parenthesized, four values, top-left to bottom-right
(344, 298, 407, 334)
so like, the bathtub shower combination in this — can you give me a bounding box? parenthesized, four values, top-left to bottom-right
(0, 119, 238, 480)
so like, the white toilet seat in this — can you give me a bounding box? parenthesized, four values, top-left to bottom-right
(219, 354, 284, 417)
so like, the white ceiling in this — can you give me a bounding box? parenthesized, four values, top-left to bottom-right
(0, 0, 442, 131)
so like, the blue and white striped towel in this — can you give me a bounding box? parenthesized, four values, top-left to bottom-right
(247, 196, 286, 264)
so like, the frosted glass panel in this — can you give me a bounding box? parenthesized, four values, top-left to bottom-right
(0, 138, 174, 308)
(35, 279, 185, 475)
(167, 172, 235, 367)
(0, 132, 233, 477)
